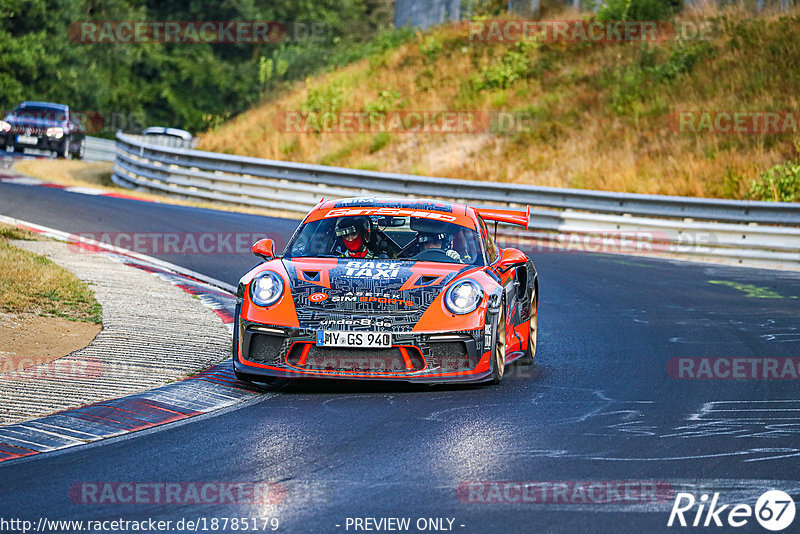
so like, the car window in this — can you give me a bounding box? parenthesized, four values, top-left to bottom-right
(285, 215, 484, 265)
(15, 105, 66, 121)
(476, 214, 498, 264)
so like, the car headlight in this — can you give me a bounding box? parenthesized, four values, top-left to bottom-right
(444, 279, 483, 315)
(46, 127, 64, 139)
(0, 121, 10, 133)
(250, 271, 284, 308)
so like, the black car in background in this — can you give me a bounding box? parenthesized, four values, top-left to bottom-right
(0, 101, 85, 159)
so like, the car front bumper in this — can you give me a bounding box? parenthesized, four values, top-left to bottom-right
(234, 317, 494, 384)
(0, 132, 67, 151)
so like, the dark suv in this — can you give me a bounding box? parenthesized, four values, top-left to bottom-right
(0, 101, 85, 159)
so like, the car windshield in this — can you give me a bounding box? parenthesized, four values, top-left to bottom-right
(286, 215, 485, 265)
(13, 105, 66, 121)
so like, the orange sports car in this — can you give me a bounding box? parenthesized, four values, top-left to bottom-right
(233, 197, 537, 384)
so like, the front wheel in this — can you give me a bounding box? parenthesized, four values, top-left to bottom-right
(71, 138, 85, 160)
(56, 141, 68, 159)
(489, 305, 506, 385)
(518, 293, 538, 365)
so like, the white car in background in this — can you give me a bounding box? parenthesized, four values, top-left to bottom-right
(142, 127, 196, 149)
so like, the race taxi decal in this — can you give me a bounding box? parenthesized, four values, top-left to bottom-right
(344, 261, 401, 279)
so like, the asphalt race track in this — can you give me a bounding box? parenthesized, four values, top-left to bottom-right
(1, 182, 799, 533)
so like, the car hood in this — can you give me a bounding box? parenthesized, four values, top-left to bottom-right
(283, 257, 473, 317)
(6, 115, 66, 130)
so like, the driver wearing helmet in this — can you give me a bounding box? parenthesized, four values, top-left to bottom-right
(419, 232, 461, 262)
(336, 217, 374, 258)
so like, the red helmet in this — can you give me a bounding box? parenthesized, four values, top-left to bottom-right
(336, 217, 371, 253)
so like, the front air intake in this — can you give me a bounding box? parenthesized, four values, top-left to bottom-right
(428, 341, 478, 372)
(289, 345, 425, 372)
(248, 333, 286, 364)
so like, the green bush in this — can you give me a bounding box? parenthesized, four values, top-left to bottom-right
(364, 90, 402, 120)
(595, 0, 683, 21)
(259, 57, 289, 86)
(266, 27, 414, 85)
(369, 132, 392, 153)
(420, 37, 443, 62)
(301, 81, 345, 115)
(749, 160, 800, 202)
(607, 41, 711, 115)
(478, 41, 538, 90)
(463, 0, 508, 17)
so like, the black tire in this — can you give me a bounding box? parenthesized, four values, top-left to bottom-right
(56, 141, 68, 159)
(488, 304, 506, 385)
(518, 291, 538, 365)
(71, 138, 85, 160)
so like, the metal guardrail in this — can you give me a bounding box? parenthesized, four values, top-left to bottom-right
(85, 136, 117, 162)
(113, 132, 800, 270)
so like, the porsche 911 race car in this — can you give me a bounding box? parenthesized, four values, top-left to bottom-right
(233, 197, 537, 384)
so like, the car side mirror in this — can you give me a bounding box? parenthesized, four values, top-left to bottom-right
(252, 238, 275, 261)
(495, 247, 527, 273)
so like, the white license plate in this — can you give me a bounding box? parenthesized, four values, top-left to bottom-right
(316, 331, 392, 348)
(16, 135, 38, 145)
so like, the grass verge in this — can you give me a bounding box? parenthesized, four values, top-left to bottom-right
(0, 224, 102, 324)
(14, 160, 116, 189)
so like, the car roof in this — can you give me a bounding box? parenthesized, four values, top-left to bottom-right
(318, 197, 469, 213)
(142, 127, 193, 140)
(306, 197, 479, 228)
(18, 101, 68, 110)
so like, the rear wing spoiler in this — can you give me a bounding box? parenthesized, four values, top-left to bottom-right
(476, 206, 530, 229)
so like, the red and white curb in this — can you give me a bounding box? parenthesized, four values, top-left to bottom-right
(0, 216, 266, 465)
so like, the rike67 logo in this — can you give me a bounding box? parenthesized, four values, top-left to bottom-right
(668, 490, 796, 531)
